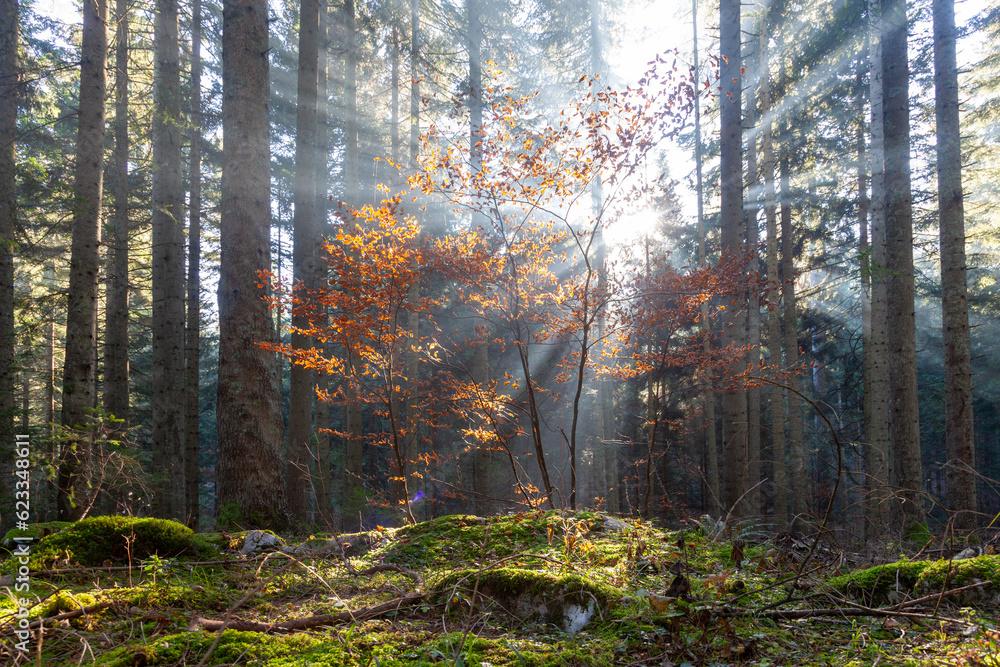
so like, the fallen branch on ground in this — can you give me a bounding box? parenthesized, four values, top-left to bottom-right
(187, 592, 426, 633)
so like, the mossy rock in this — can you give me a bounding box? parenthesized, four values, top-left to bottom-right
(31, 516, 202, 568)
(831, 555, 1000, 606)
(913, 555, 1000, 603)
(2, 521, 74, 547)
(434, 566, 620, 633)
(382, 511, 604, 566)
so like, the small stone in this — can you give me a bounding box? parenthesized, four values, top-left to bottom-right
(603, 517, 628, 532)
(241, 530, 285, 555)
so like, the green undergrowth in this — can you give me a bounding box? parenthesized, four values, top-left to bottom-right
(0, 511, 996, 666)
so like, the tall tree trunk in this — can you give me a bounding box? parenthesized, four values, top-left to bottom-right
(759, 31, 787, 529)
(743, 10, 762, 518)
(778, 94, 806, 531)
(881, 0, 926, 537)
(400, 0, 421, 518)
(341, 0, 364, 530)
(409, 0, 419, 167)
(58, 0, 108, 520)
(314, 0, 331, 525)
(933, 0, 977, 530)
(856, 57, 874, 540)
(467, 0, 496, 514)
(391, 23, 399, 170)
(719, 0, 748, 520)
(692, 0, 719, 516)
(0, 0, 17, 499)
(185, 0, 203, 529)
(287, 0, 321, 521)
(151, 0, 186, 519)
(218, 0, 290, 531)
(589, 0, 618, 515)
(865, 0, 890, 540)
(104, 0, 129, 432)
(44, 263, 56, 439)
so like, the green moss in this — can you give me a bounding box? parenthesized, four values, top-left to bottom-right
(916, 555, 1000, 591)
(40, 590, 98, 617)
(830, 555, 1000, 605)
(2, 521, 74, 546)
(89, 630, 354, 666)
(829, 558, 929, 604)
(381, 511, 605, 566)
(30, 516, 202, 568)
(434, 566, 619, 632)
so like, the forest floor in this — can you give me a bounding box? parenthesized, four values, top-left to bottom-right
(0, 510, 998, 666)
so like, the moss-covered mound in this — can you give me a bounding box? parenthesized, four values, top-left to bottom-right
(830, 555, 1000, 605)
(434, 566, 620, 633)
(382, 511, 604, 566)
(30, 516, 202, 568)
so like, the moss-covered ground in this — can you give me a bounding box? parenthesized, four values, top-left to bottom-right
(0, 511, 996, 666)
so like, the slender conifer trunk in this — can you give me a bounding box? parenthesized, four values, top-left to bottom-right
(58, 0, 108, 519)
(933, 0, 977, 530)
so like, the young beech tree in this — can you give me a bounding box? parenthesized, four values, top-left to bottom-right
(267, 62, 767, 518)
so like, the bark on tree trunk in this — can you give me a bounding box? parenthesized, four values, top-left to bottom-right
(881, 0, 926, 538)
(287, 0, 321, 521)
(0, 0, 18, 520)
(933, 0, 977, 530)
(777, 63, 807, 531)
(744, 12, 762, 519)
(0, 0, 20, 530)
(341, 0, 365, 530)
(759, 29, 787, 530)
(151, 0, 186, 520)
(692, 0, 719, 517)
(104, 0, 129, 433)
(719, 0, 749, 520)
(865, 0, 890, 540)
(314, 0, 331, 525)
(58, 0, 108, 520)
(185, 0, 203, 529)
(217, 0, 290, 531)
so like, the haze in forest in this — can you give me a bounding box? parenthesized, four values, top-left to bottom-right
(1, 0, 999, 557)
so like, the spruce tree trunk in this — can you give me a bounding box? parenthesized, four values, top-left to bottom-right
(58, 0, 108, 520)
(341, 0, 365, 530)
(881, 0, 926, 537)
(719, 0, 749, 520)
(743, 13, 762, 519)
(589, 0, 618, 515)
(44, 263, 56, 439)
(856, 59, 874, 539)
(104, 0, 129, 432)
(151, 0, 186, 519)
(184, 0, 203, 529)
(933, 0, 977, 530)
(314, 0, 331, 525)
(759, 32, 787, 529)
(692, 0, 719, 516)
(217, 0, 290, 531)
(0, 0, 17, 485)
(287, 0, 321, 520)
(865, 0, 890, 539)
(777, 63, 806, 530)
